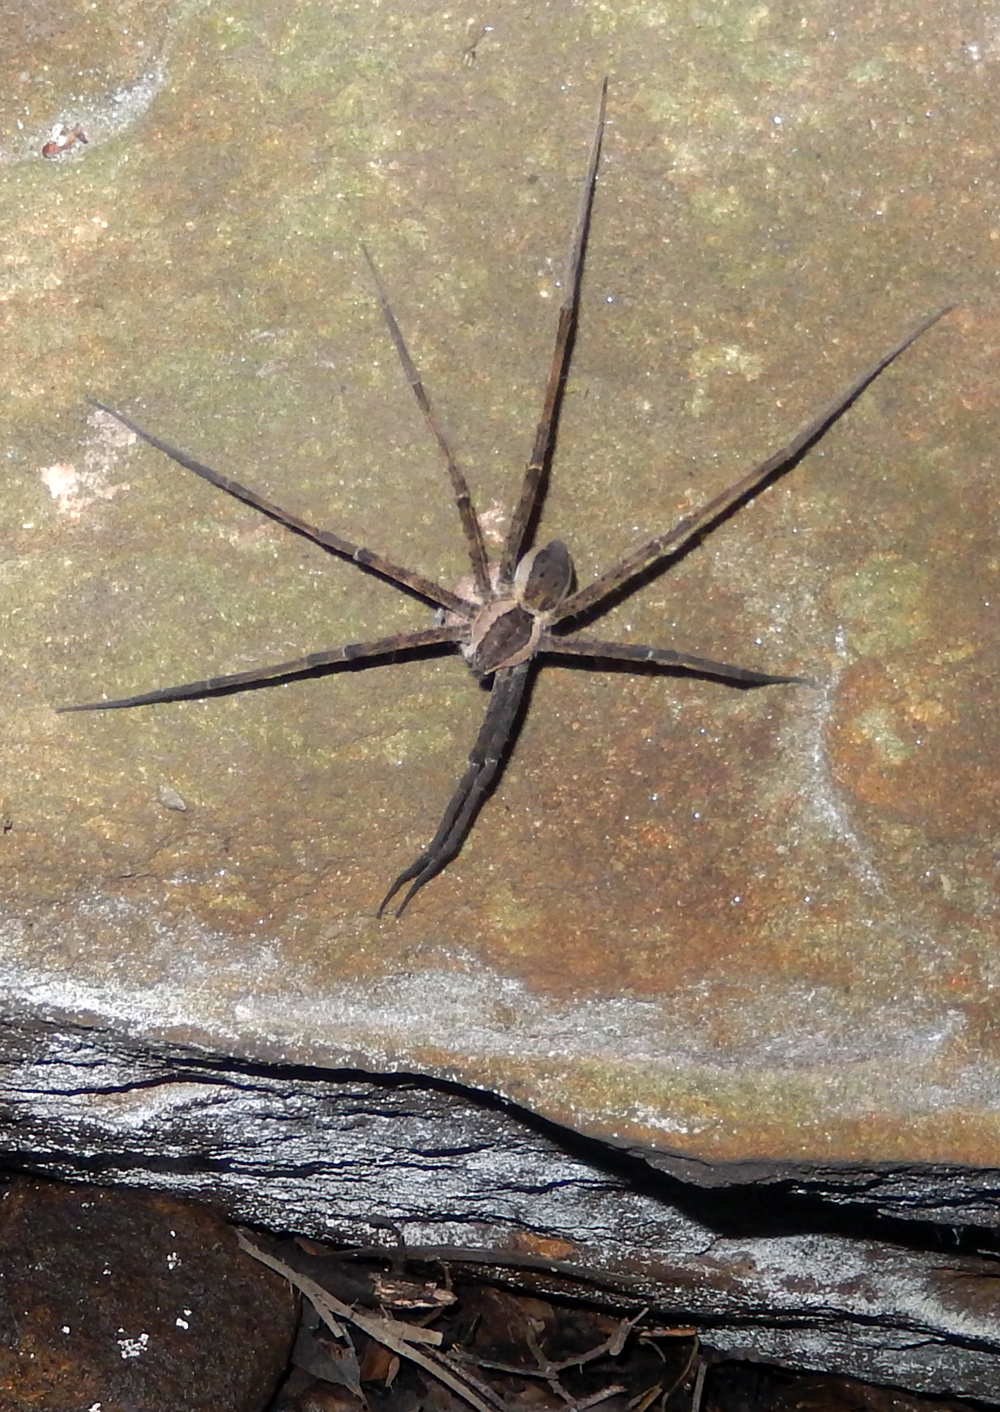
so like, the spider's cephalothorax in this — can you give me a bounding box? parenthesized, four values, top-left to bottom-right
(62, 81, 950, 915)
(464, 542, 574, 678)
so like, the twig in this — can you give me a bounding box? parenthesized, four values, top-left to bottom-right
(575, 1385, 627, 1411)
(236, 1229, 508, 1412)
(320, 1241, 646, 1295)
(458, 1308, 647, 1382)
(648, 1337, 699, 1409)
(689, 1359, 707, 1412)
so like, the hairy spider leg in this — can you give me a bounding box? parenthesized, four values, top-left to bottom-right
(360, 244, 493, 602)
(499, 78, 608, 587)
(60, 405, 477, 708)
(58, 626, 463, 712)
(539, 634, 812, 686)
(378, 662, 532, 917)
(375, 83, 612, 913)
(87, 401, 474, 617)
(379, 295, 950, 910)
(552, 306, 953, 627)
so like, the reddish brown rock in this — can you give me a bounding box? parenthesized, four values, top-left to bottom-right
(0, 1177, 297, 1412)
(0, 7, 998, 1402)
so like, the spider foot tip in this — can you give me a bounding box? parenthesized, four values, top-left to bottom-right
(376, 885, 403, 920)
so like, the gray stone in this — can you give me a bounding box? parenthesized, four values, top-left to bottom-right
(2, 1018, 999, 1401)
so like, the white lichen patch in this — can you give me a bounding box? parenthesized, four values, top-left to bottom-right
(39, 407, 138, 518)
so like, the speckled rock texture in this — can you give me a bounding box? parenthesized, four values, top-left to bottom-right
(2, 0, 995, 1168)
(0, 1175, 297, 1412)
(0, 0, 998, 1397)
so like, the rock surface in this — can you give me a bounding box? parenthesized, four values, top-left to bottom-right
(0, 0, 995, 1169)
(0, 2, 998, 1403)
(3, 1019, 1000, 1401)
(0, 1175, 297, 1412)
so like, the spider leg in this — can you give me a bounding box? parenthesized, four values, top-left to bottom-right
(58, 626, 463, 712)
(552, 306, 954, 625)
(360, 244, 492, 602)
(539, 632, 812, 686)
(378, 661, 532, 917)
(89, 401, 475, 618)
(499, 78, 608, 587)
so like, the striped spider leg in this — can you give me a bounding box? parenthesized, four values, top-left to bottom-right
(62, 80, 951, 915)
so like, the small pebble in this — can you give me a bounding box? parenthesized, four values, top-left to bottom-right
(157, 784, 188, 812)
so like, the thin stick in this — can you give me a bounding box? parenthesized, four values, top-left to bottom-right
(551, 306, 953, 625)
(499, 78, 608, 586)
(689, 1357, 708, 1412)
(323, 1241, 648, 1292)
(361, 244, 493, 601)
(90, 401, 474, 617)
(235, 1231, 506, 1412)
(455, 1309, 647, 1380)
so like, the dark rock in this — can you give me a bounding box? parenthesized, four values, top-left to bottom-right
(2, 1019, 1000, 1402)
(0, 1176, 297, 1412)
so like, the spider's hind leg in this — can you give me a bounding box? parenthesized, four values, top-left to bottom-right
(378, 662, 532, 917)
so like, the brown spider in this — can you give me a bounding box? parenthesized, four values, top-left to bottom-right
(62, 82, 949, 915)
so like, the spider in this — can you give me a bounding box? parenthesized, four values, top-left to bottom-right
(62, 82, 949, 916)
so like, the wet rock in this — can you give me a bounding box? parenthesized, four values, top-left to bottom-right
(0, 1176, 297, 1412)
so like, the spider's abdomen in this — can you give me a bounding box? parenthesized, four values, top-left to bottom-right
(514, 539, 574, 611)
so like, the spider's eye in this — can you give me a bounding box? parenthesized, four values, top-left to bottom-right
(515, 540, 574, 612)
